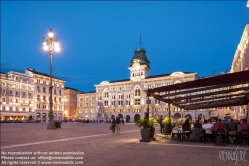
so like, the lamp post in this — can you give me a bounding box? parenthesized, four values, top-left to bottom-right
(145, 88, 150, 120)
(42, 28, 60, 129)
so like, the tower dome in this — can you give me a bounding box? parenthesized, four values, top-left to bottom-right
(130, 48, 150, 68)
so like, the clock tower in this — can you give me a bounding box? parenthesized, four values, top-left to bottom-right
(128, 48, 150, 81)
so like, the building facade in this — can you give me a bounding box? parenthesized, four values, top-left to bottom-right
(0, 71, 36, 121)
(77, 48, 211, 122)
(64, 87, 82, 119)
(230, 24, 249, 73)
(25, 68, 65, 122)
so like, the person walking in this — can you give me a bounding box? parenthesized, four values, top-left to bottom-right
(111, 116, 116, 134)
(116, 115, 121, 134)
(122, 119, 124, 125)
(159, 116, 164, 134)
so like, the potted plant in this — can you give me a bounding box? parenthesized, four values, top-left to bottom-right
(162, 116, 174, 134)
(135, 117, 150, 142)
(135, 117, 158, 142)
(148, 118, 158, 139)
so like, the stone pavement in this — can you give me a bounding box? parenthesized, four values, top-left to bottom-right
(0, 122, 249, 166)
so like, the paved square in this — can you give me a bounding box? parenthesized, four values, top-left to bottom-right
(1, 123, 249, 166)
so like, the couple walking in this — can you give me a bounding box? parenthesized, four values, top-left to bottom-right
(111, 116, 121, 134)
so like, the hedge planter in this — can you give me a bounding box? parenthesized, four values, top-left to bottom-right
(140, 128, 150, 142)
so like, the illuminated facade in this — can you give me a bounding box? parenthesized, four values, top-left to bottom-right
(230, 24, 249, 73)
(25, 68, 65, 122)
(0, 71, 35, 120)
(64, 87, 82, 119)
(77, 48, 203, 122)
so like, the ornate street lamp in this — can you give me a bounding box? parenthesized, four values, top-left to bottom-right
(42, 28, 60, 129)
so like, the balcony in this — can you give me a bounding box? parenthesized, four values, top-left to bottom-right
(21, 103, 29, 106)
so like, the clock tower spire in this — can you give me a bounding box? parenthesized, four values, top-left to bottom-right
(128, 48, 150, 81)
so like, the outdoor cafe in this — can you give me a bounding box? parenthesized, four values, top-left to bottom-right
(148, 70, 249, 145)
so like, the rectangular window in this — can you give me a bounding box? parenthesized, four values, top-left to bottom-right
(9, 90, 13, 95)
(135, 99, 140, 105)
(104, 101, 108, 106)
(29, 93, 32, 98)
(10, 107, 12, 111)
(2, 89, 6, 94)
(16, 91, 19, 96)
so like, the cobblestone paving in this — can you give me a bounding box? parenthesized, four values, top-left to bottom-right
(1, 123, 249, 166)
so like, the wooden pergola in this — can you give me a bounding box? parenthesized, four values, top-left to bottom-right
(146, 70, 249, 118)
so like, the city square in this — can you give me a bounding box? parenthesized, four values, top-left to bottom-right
(1, 122, 249, 166)
(1, 1, 249, 166)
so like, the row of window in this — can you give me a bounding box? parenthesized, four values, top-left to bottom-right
(79, 97, 95, 102)
(36, 104, 62, 110)
(1, 98, 32, 104)
(37, 87, 62, 95)
(1, 83, 33, 89)
(36, 79, 63, 87)
(36, 95, 62, 102)
(2, 90, 33, 97)
(79, 102, 95, 107)
(1, 107, 32, 112)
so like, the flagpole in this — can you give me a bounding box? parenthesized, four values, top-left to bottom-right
(140, 33, 142, 48)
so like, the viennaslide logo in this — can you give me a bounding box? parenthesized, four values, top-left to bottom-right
(219, 146, 247, 165)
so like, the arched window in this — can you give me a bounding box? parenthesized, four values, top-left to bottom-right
(104, 91, 109, 98)
(43, 87, 46, 93)
(37, 87, 40, 92)
(134, 87, 140, 96)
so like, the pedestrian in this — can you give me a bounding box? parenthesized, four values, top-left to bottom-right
(116, 115, 121, 134)
(111, 116, 116, 134)
(159, 115, 164, 134)
(122, 119, 124, 125)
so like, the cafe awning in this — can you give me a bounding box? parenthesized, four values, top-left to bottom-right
(0, 112, 32, 117)
(147, 70, 249, 110)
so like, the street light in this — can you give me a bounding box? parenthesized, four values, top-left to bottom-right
(42, 28, 60, 129)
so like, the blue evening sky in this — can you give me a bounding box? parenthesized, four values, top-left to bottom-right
(1, 1, 249, 92)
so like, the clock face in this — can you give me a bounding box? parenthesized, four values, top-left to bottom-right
(133, 62, 140, 70)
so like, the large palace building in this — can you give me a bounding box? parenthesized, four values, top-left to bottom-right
(25, 68, 65, 122)
(0, 68, 65, 122)
(77, 48, 204, 122)
(0, 71, 36, 121)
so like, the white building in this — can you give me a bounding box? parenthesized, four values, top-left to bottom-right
(230, 24, 249, 73)
(0, 71, 36, 121)
(77, 48, 210, 122)
(25, 68, 65, 122)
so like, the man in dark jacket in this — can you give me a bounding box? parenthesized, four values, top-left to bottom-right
(111, 117, 116, 133)
(226, 119, 238, 131)
(159, 116, 164, 134)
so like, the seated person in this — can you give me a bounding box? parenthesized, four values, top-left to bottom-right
(194, 119, 202, 128)
(226, 119, 238, 143)
(211, 119, 217, 126)
(182, 119, 191, 138)
(226, 119, 238, 131)
(240, 119, 249, 135)
(203, 120, 213, 132)
(202, 120, 213, 141)
(214, 119, 224, 129)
